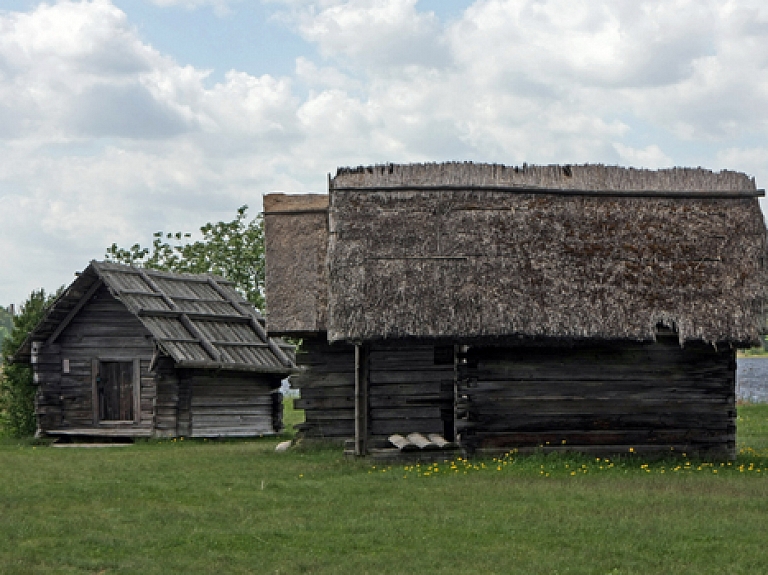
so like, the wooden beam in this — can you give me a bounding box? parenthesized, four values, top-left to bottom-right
(136, 269, 177, 310)
(91, 358, 99, 424)
(133, 358, 141, 425)
(137, 309, 251, 323)
(332, 184, 766, 198)
(178, 314, 221, 362)
(205, 277, 295, 368)
(94, 263, 234, 285)
(136, 268, 222, 363)
(263, 209, 329, 216)
(209, 341, 273, 348)
(354, 344, 369, 456)
(46, 280, 103, 345)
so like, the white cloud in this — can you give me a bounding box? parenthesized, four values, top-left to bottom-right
(0, 1, 308, 303)
(0, 0, 170, 142)
(271, 0, 448, 69)
(613, 143, 673, 168)
(3, 0, 768, 304)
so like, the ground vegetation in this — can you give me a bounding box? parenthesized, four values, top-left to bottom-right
(0, 402, 766, 573)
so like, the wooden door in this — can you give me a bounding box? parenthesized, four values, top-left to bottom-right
(99, 361, 134, 421)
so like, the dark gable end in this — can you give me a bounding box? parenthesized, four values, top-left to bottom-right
(327, 163, 768, 346)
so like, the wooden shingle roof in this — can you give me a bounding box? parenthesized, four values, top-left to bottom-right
(14, 261, 297, 373)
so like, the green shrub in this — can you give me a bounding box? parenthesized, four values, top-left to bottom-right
(0, 289, 55, 437)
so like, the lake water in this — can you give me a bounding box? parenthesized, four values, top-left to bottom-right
(737, 358, 768, 403)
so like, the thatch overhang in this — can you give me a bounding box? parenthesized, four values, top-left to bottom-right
(327, 163, 768, 346)
(13, 261, 297, 374)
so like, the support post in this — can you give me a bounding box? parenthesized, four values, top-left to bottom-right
(354, 344, 368, 456)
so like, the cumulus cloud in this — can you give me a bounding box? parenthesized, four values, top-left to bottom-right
(613, 143, 673, 168)
(0, 0, 305, 302)
(0, 0, 181, 143)
(3, 0, 768, 303)
(270, 0, 449, 70)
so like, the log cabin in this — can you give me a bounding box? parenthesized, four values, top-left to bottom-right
(265, 163, 768, 460)
(13, 261, 297, 439)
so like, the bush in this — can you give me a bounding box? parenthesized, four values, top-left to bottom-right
(0, 290, 55, 437)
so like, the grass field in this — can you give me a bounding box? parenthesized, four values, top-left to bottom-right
(0, 402, 767, 574)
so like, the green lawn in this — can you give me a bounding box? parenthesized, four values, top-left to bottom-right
(0, 402, 767, 574)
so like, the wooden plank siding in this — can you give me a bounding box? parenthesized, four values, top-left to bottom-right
(41, 286, 155, 435)
(292, 341, 455, 447)
(291, 337, 355, 440)
(25, 262, 294, 440)
(154, 357, 180, 437)
(182, 371, 282, 437)
(367, 344, 455, 442)
(457, 335, 737, 458)
(33, 343, 62, 432)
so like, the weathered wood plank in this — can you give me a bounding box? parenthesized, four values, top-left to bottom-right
(455, 340, 735, 456)
(370, 407, 443, 420)
(370, 419, 444, 436)
(369, 382, 448, 396)
(295, 396, 354, 410)
(369, 395, 452, 408)
(457, 413, 732, 433)
(291, 372, 355, 388)
(369, 371, 454, 384)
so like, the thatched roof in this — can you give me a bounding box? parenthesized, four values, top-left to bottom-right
(327, 163, 768, 346)
(264, 193, 330, 335)
(14, 261, 297, 373)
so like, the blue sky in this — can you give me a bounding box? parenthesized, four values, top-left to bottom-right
(1, 0, 768, 305)
(111, 2, 309, 81)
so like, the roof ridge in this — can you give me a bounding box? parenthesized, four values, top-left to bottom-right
(332, 162, 758, 193)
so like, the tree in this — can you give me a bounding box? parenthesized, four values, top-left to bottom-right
(105, 205, 265, 309)
(0, 290, 55, 437)
(0, 306, 13, 355)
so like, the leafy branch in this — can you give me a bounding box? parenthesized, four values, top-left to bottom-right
(106, 206, 265, 309)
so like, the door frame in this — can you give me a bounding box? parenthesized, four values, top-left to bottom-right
(91, 357, 141, 425)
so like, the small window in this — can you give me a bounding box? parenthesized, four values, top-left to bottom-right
(97, 361, 134, 421)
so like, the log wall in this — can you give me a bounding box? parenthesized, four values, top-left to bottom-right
(367, 344, 455, 442)
(36, 286, 155, 436)
(33, 342, 62, 432)
(182, 370, 282, 437)
(292, 337, 355, 440)
(154, 357, 180, 437)
(32, 286, 285, 439)
(457, 335, 737, 458)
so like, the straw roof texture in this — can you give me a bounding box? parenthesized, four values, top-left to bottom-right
(264, 193, 329, 335)
(327, 163, 767, 346)
(332, 162, 757, 193)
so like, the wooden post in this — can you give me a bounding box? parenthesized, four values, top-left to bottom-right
(354, 344, 368, 456)
(91, 358, 99, 424)
(133, 358, 141, 424)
